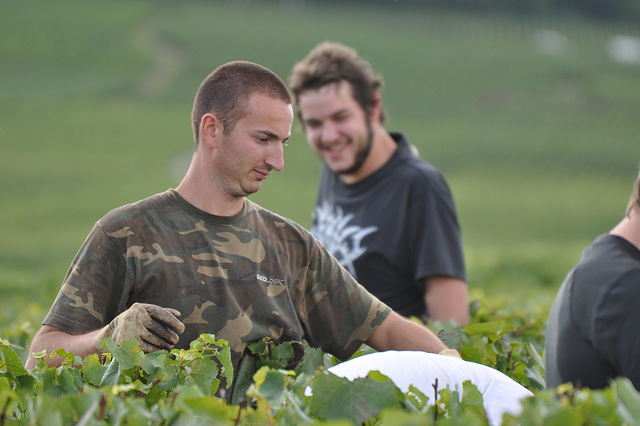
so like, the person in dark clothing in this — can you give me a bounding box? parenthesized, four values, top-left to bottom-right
(545, 167, 640, 390)
(289, 42, 468, 324)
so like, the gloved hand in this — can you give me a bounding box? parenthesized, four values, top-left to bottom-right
(94, 302, 185, 353)
(438, 348, 462, 359)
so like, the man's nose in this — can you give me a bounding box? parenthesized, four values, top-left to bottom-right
(265, 143, 285, 171)
(320, 122, 339, 144)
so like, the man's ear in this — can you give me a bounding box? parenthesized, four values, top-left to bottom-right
(200, 113, 223, 149)
(369, 92, 383, 122)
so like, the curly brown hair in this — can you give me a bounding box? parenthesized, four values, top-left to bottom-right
(289, 42, 386, 124)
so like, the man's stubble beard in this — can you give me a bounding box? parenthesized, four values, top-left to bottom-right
(338, 120, 374, 176)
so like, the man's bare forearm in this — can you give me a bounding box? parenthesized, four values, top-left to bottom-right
(365, 311, 447, 354)
(25, 325, 102, 369)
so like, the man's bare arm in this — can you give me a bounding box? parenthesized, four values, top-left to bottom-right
(365, 311, 447, 354)
(25, 325, 101, 369)
(25, 303, 185, 369)
(424, 276, 469, 325)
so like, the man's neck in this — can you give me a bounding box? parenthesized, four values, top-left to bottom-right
(610, 212, 640, 251)
(176, 160, 244, 217)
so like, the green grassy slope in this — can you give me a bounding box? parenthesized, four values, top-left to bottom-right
(2, 0, 639, 329)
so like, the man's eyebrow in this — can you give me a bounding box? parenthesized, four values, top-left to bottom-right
(304, 108, 350, 124)
(258, 129, 291, 141)
(331, 108, 350, 117)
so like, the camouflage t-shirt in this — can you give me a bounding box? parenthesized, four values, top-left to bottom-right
(44, 189, 390, 371)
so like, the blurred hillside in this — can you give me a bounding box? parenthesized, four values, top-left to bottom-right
(317, 0, 640, 20)
(1, 0, 639, 321)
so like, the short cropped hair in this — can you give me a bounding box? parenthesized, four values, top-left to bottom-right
(192, 61, 292, 148)
(626, 167, 640, 216)
(289, 42, 386, 124)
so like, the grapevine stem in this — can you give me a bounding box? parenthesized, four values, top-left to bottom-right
(0, 396, 11, 426)
(433, 378, 439, 422)
(234, 400, 247, 425)
(98, 394, 107, 421)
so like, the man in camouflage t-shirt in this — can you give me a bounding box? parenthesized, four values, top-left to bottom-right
(26, 61, 448, 398)
(43, 189, 389, 372)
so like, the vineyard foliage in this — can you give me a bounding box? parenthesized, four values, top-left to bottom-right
(2, 300, 640, 425)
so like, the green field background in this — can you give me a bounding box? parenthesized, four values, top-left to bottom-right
(2, 0, 640, 336)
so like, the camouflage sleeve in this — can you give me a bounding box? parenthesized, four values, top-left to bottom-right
(42, 222, 130, 334)
(298, 241, 392, 361)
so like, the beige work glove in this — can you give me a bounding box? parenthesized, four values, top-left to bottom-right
(439, 348, 463, 359)
(94, 302, 185, 353)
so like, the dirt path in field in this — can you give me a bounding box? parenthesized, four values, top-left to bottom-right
(133, 26, 185, 98)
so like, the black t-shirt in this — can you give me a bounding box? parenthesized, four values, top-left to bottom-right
(545, 234, 640, 389)
(310, 132, 466, 318)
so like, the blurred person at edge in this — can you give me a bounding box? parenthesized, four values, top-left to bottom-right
(546, 166, 640, 390)
(25, 60, 453, 401)
(289, 42, 469, 325)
